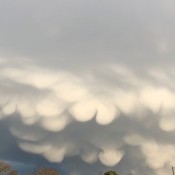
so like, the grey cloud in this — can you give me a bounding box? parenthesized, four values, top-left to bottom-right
(1, 1, 175, 175)
(0, 117, 48, 164)
(0, 0, 175, 70)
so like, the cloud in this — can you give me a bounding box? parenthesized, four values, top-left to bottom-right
(1, 0, 175, 175)
(159, 113, 175, 132)
(141, 141, 175, 169)
(140, 87, 175, 113)
(1, 57, 175, 174)
(40, 115, 70, 132)
(98, 149, 124, 167)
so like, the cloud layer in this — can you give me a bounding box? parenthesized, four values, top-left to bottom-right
(1, 0, 175, 175)
(1, 57, 175, 175)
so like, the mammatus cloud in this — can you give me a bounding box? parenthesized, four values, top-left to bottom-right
(99, 149, 124, 167)
(125, 134, 175, 171)
(1, 57, 175, 175)
(1, 0, 175, 175)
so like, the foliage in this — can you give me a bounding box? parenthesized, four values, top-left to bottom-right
(104, 171, 118, 175)
(0, 161, 17, 175)
(33, 167, 59, 175)
(0, 161, 60, 175)
(1, 160, 119, 175)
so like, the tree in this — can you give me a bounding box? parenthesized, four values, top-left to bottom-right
(0, 161, 17, 175)
(104, 171, 118, 175)
(33, 167, 59, 175)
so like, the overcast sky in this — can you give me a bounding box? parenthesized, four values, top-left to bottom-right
(1, 1, 175, 175)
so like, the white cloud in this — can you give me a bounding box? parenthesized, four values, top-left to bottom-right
(113, 90, 138, 115)
(140, 87, 175, 113)
(159, 113, 175, 132)
(2, 57, 175, 175)
(140, 141, 175, 169)
(52, 81, 88, 103)
(40, 115, 70, 132)
(81, 152, 98, 164)
(69, 99, 96, 122)
(95, 101, 118, 125)
(19, 142, 52, 155)
(36, 94, 65, 118)
(1, 67, 59, 89)
(1, 0, 175, 174)
(2, 101, 16, 116)
(124, 134, 146, 146)
(43, 147, 66, 163)
(99, 149, 124, 167)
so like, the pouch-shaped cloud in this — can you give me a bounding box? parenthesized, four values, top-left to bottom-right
(140, 87, 175, 113)
(43, 147, 66, 163)
(112, 90, 138, 115)
(2, 101, 17, 116)
(1, 58, 175, 175)
(70, 98, 119, 124)
(36, 94, 65, 118)
(81, 151, 98, 164)
(159, 113, 175, 132)
(140, 141, 175, 169)
(40, 115, 70, 132)
(95, 101, 118, 125)
(17, 100, 36, 119)
(69, 99, 97, 122)
(99, 149, 124, 167)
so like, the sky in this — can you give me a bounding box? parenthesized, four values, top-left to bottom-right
(1, 0, 175, 175)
